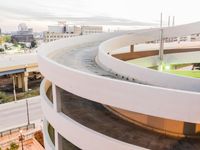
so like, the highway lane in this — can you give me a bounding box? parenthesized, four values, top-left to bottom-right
(0, 53, 37, 69)
(0, 96, 43, 131)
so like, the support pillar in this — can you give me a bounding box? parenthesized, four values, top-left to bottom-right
(12, 75, 17, 102)
(52, 84, 62, 112)
(159, 29, 164, 62)
(22, 72, 29, 92)
(130, 45, 134, 52)
(14, 75, 18, 88)
(159, 13, 164, 63)
(55, 132, 63, 150)
(16, 74, 23, 89)
(52, 84, 63, 150)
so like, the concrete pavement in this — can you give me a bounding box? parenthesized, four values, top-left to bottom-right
(0, 96, 43, 131)
(0, 53, 37, 69)
(52, 39, 200, 149)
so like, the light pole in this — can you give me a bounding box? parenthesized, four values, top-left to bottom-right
(159, 13, 164, 62)
(172, 16, 175, 26)
(26, 99, 30, 126)
(159, 13, 164, 71)
(19, 130, 25, 150)
(168, 16, 171, 27)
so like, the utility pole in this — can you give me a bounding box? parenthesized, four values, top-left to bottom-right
(160, 13, 163, 28)
(172, 16, 175, 26)
(159, 13, 164, 62)
(26, 99, 30, 126)
(168, 16, 171, 27)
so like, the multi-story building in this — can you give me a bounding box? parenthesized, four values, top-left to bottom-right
(81, 25, 103, 35)
(38, 22, 200, 150)
(43, 25, 81, 43)
(43, 32, 80, 43)
(11, 23, 34, 43)
(43, 24, 103, 42)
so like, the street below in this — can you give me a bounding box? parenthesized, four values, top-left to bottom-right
(0, 96, 43, 131)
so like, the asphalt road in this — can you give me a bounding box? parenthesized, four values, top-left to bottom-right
(0, 96, 43, 131)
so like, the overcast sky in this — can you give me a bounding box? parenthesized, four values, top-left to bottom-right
(1, 0, 200, 32)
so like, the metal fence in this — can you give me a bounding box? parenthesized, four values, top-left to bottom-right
(0, 123, 35, 137)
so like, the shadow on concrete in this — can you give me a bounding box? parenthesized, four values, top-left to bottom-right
(58, 89, 200, 150)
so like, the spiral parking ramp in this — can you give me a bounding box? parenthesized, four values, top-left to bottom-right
(38, 22, 200, 150)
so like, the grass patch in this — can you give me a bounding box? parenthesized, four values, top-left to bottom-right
(16, 89, 40, 100)
(0, 88, 40, 104)
(165, 70, 200, 78)
(0, 92, 13, 104)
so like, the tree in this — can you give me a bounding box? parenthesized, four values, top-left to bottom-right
(11, 37, 18, 46)
(0, 37, 3, 45)
(0, 92, 10, 104)
(3, 35, 11, 43)
(4, 44, 8, 50)
(6, 142, 19, 150)
(0, 48, 4, 52)
(31, 40, 37, 48)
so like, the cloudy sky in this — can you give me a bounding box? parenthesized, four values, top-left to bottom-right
(1, 0, 200, 32)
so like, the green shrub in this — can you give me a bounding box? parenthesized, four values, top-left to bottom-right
(6, 142, 19, 150)
(0, 92, 11, 104)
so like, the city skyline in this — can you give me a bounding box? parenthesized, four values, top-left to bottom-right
(1, 0, 200, 32)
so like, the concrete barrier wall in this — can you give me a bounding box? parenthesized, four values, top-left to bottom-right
(108, 106, 200, 137)
(43, 118, 55, 150)
(97, 22, 200, 91)
(41, 80, 147, 150)
(38, 23, 200, 150)
(128, 51, 200, 67)
(38, 49, 200, 123)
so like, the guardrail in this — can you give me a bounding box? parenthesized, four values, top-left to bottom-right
(0, 123, 38, 149)
(0, 123, 35, 137)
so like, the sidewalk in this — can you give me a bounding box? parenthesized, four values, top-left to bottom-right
(0, 124, 44, 150)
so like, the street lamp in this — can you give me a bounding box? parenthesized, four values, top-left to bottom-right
(159, 12, 164, 62)
(19, 130, 25, 150)
(26, 99, 30, 126)
(26, 88, 32, 128)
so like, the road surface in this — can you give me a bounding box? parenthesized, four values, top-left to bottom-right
(0, 96, 43, 131)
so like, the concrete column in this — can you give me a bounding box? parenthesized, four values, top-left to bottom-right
(22, 72, 29, 92)
(43, 118, 55, 150)
(16, 74, 23, 89)
(14, 75, 18, 88)
(12, 75, 17, 102)
(130, 45, 134, 52)
(52, 84, 62, 112)
(52, 84, 63, 150)
(55, 131, 63, 150)
(159, 29, 164, 62)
